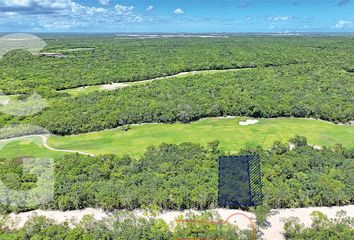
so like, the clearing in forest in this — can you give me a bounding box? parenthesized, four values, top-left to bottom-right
(1, 117, 352, 158)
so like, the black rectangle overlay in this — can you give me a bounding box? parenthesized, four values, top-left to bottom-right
(218, 155, 262, 208)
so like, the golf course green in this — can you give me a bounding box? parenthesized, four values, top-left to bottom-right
(1, 117, 353, 159)
(0, 136, 65, 159)
(49, 117, 354, 156)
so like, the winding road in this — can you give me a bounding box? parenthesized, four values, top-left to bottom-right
(0, 135, 95, 157)
(62, 67, 253, 92)
(61, 62, 304, 93)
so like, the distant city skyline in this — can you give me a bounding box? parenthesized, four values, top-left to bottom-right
(0, 0, 353, 33)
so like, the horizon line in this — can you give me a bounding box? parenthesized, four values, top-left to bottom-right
(1, 31, 353, 34)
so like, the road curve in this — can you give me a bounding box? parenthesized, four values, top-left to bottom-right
(0, 135, 96, 157)
(40, 135, 96, 156)
(61, 67, 252, 92)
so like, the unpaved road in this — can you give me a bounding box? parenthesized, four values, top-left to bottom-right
(64, 67, 249, 93)
(0, 135, 95, 157)
(5, 205, 354, 239)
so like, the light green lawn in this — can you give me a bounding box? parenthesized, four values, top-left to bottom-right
(47, 117, 354, 158)
(0, 95, 10, 101)
(0, 136, 66, 159)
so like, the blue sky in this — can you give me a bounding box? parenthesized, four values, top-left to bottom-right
(0, 0, 353, 32)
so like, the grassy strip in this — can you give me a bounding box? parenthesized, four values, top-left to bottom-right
(1, 118, 352, 159)
(47, 117, 353, 157)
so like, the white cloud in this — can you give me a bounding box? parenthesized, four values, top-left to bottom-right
(98, 0, 110, 6)
(4, 11, 17, 16)
(268, 16, 293, 21)
(0, 0, 105, 15)
(114, 4, 134, 15)
(0, 1, 146, 31)
(69, 2, 106, 16)
(2, 0, 32, 7)
(334, 19, 353, 29)
(174, 8, 184, 14)
(274, 16, 290, 21)
(128, 15, 143, 23)
(145, 5, 153, 11)
(0, 0, 67, 12)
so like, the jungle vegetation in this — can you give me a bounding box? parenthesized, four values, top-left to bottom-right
(1, 210, 352, 240)
(2, 36, 352, 93)
(0, 35, 353, 239)
(0, 212, 252, 240)
(0, 64, 352, 136)
(0, 137, 353, 214)
(0, 36, 353, 136)
(284, 211, 354, 240)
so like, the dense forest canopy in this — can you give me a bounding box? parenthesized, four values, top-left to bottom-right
(0, 36, 354, 135)
(0, 63, 353, 136)
(284, 211, 354, 240)
(0, 35, 353, 239)
(0, 138, 353, 213)
(0, 212, 252, 240)
(1, 36, 353, 94)
(1, 210, 353, 240)
(0, 36, 353, 136)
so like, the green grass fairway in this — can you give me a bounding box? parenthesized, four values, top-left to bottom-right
(0, 136, 66, 159)
(47, 117, 354, 157)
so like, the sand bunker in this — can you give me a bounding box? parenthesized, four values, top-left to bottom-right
(217, 116, 236, 119)
(0, 99, 10, 105)
(239, 119, 259, 125)
(101, 83, 130, 90)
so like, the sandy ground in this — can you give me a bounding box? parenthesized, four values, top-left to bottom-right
(262, 205, 354, 239)
(155, 209, 255, 230)
(239, 119, 259, 125)
(0, 99, 10, 105)
(101, 82, 130, 90)
(6, 208, 108, 229)
(5, 205, 354, 239)
(217, 116, 236, 119)
(76, 87, 87, 91)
